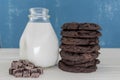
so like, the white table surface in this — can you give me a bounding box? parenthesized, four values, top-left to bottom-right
(0, 48, 120, 80)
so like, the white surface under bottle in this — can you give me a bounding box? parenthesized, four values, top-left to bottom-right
(19, 8, 59, 67)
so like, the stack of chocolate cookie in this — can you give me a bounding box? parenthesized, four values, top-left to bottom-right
(58, 22, 101, 73)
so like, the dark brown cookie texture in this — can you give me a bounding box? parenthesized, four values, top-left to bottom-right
(59, 22, 101, 73)
(62, 22, 101, 30)
(61, 30, 101, 38)
(61, 37, 99, 45)
(60, 44, 100, 53)
(61, 59, 100, 67)
(9, 60, 43, 78)
(60, 50, 100, 62)
(58, 61, 97, 73)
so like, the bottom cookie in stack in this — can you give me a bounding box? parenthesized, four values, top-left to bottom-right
(58, 50, 100, 73)
(61, 59, 100, 67)
(58, 59, 100, 73)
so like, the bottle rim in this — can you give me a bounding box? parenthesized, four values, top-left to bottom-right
(30, 7, 49, 14)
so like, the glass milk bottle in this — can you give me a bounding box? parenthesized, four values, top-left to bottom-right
(19, 8, 59, 67)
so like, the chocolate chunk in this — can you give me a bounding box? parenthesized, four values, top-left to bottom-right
(30, 68, 38, 73)
(11, 61, 22, 69)
(23, 70, 30, 77)
(36, 67, 43, 74)
(11, 61, 17, 69)
(25, 66, 33, 70)
(24, 64, 34, 70)
(14, 72, 23, 77)
(19, 60, 31, 65)
(27, 63, 35, 69)
(9, 68, 14, 75)
(13, 69, 23, 75)
(31, 72, 40, 78)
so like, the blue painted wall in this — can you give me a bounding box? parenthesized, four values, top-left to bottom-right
(0, 0, 120, 48)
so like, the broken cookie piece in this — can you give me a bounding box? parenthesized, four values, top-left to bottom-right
(9, 60, 43, 78)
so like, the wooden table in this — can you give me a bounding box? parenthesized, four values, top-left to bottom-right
(0, 48, 120, 80)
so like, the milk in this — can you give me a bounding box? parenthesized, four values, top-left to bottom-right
(20, 22, 59, 67)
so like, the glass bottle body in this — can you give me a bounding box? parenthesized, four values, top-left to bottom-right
(20, 8, 59, 67)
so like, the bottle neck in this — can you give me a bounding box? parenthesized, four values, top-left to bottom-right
(29, 7, 50, 23)
(29, 15, 50, 22)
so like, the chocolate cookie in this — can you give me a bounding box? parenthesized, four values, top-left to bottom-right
(61, 59, 100, 67)
(61, 37, 99, 45)
(60, 44, 100, 53)
(60, 50, 100, 62)
(58, 61, 97, 73)
(62, 22, 101, 30)
(61, 30, 101, 38)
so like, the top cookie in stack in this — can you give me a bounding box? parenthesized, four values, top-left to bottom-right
(58, 22, 101, 73)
